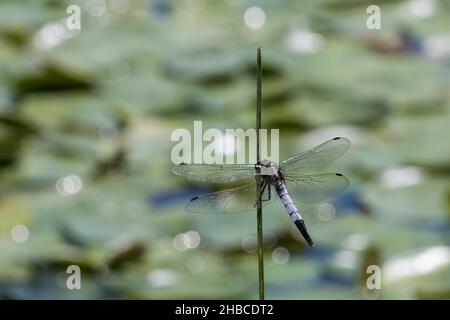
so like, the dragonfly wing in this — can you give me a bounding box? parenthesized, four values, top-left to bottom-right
(284, 173, 349, 203)
(280, 137, 350, 173)
(186, 182, 275, 214)
(172, 163, 256, 183)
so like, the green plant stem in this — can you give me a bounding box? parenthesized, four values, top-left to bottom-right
(256, 47, 264, 300)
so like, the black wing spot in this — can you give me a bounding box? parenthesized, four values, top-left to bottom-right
(335, 173, 343, 176)
(190, 196, 199, 201)
(333, 137, 341, 140)
(179, 162, 186, 166)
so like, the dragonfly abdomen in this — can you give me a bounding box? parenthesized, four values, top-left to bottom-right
(275, 182, 314, 247)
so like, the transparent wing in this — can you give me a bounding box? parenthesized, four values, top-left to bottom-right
(285, 173, 349, 203)
(172, 163, 256, 183)
(186, 182, 276, 214)
(280, 137, 350, 173)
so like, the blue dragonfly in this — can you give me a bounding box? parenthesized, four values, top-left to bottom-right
(173, 137, 350, 246)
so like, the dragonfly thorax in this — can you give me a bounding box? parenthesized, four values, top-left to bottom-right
(256, 160, 282, 185)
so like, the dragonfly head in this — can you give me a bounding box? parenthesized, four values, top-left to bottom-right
(256, 159, 279, 177)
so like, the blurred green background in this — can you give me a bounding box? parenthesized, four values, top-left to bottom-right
(0, 0, 449, 299)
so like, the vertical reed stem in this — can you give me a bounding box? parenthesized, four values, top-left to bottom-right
(256, 47, 264, 300)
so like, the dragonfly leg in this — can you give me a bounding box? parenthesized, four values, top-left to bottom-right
(261, 182, 272, 201)
(254, 182, 269, 208)
(259, 182, 266, 199)
(261, 184, 271, 201)
(261, 183, 272, 201)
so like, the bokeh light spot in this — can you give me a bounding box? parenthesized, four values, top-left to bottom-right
(272, 247, 290, 264)
(11, 224, 29, 243)
(244, 7, 266, 30)
(56, 175, 83, 196)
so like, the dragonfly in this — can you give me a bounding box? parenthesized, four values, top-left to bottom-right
(172, 137, 350, 247)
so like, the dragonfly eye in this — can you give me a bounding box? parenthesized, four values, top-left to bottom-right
(259, 159, 270, 167)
